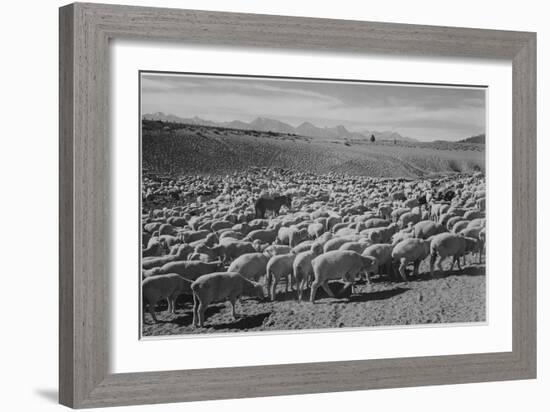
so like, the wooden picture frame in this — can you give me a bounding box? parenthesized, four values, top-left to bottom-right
(59, 2, 536, 408)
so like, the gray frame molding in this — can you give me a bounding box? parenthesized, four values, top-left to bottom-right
(59, 2, 536, 408)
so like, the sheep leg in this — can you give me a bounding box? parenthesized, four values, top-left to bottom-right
(198, 302, 206, 327)
(364, 270, 372, 285)
(148, 300, 158, 324)
(167, 297, 174, 314)
(230, 298, 238, 319)
(437, 256, 444, 273)
(297, 279, 303, 302)
(479, 245, 483, 264)
(309, 280, 320, 303)
(448, 256, 461, 273)
(192, 294, 199, 327)
(270, 274, 278, 301)
(456, 255, 463, 271)
(321, 281, 335, 298)
(413, 260, 420, 277)
(399, 259, 408, 281)
(430, 253, 437, 277)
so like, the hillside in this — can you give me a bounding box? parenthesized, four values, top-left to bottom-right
(459, 133, 485, 144)
(142, 120, 485, 178)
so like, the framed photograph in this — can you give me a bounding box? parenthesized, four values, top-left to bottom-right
(59, 2, 536, 408)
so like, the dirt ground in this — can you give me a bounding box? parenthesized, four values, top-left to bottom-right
(142, 256, 486, 337)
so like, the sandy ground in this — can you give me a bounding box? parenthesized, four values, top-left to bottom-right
(142, 257, 485, 337)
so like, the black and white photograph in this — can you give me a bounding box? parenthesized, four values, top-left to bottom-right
(140, 72, 487, 337)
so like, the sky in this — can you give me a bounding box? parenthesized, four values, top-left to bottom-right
(141, 73, 486, 142)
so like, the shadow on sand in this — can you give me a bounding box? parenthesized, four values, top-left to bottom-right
(210, 312, 271, 330)
(347, 287, 410, 303)
(408, 265, 485, 282)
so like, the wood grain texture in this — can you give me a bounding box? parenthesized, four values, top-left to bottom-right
(59, 2, 537, 408)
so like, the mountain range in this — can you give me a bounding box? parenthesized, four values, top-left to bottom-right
(459, 133, 485, 144)
(142, 112, 418, 142)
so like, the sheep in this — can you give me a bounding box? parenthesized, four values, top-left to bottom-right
(153, 260, 224, 280)
(211, 220, 233, 232)
(310, 251, 378, 303)
(169, 242, 193, 256)
(390, 190, 406, 201)
(362, 223, 399, 243)
(277, 226, 308, 247)
(429, 232, 480, 276)
(403, 197, 419, 209)
(158, 223, 177, 236)
(265, 253, 297, 300)
(429, 203, 450, 221)
(191, 243, 220, 260)
(459, 227, 485, 264)
(227, 252, 269, 281)
(191, 272, 264, 327)
(391, 207, 410, 222)
(211, 240, 256, 262)
(245, 227, 278, 243)
(167, 216, 187, 227)
(142, 274, 193, 323)
(438, 212, 457, 227)
(142, 238, 169, 258)
(451, 220, 470, 233)
(263, 244, 293, 257)
(391, 229, 415, 246)
(323, 236, 361, 253)
(289, 227, 309, 247)
(413, 220, 447, 239)
(378, 204, 392, 220)
(391, 238, 431, 281)
(463, 210, 483, 220)
(292, 243, 323, 301)
(339, 240, 372, 254)
(181, 229, 211, 243)
(326, 215, 342, 231)
(335, 227, 359, 237)
(466, 218, 486, 229)
(399, 211, 421, 229)
(307, 222, 325, 238)
(142, 243, 192, 270)
(331, 222, 349, 233)
(291, 240, 315, 254)
(232, 222, 251, 235)
(363, 218, 390, 230)
(446, 216, 465, 231)
(362, 243, 393, 278)
(187, 252, 213, 262)
(143, 222, 162, 234)
(219, 230, 244, 240)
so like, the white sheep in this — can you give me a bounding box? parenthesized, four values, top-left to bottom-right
(153, 260, 224, 280)
(362, 243, 393, 278)
(391, 238, 431, 281)
(310, 250, 377, 302)
(227, 252, 269, 281)
(429, 232, 480, 276)
(265, 253, 297, 300)
(292, 243, 323, 302)
(191, 272, 264, 327)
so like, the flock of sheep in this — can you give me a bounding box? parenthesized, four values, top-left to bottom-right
(141, 168, 486, 330)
